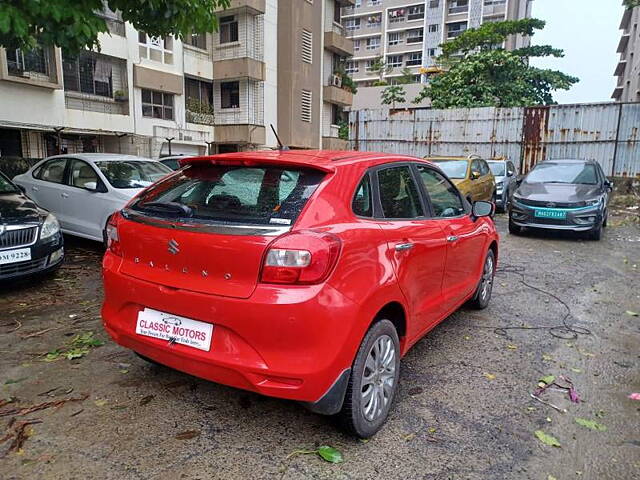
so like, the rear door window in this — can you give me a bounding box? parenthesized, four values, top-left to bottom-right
(352, 174, 373, 217)
(35, 158, 67, 183)
(377, 166, 424, 219)
(130, 164, 325, 226)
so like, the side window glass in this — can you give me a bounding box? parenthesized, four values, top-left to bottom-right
(352, 174, 373, 217)
(377, 166, 424, 219)
(471, 160, 480, 176)
(69, 160, 99, 189)
(38, 159, 67, 184)
(418, 166, 465, 218)
(479, 160, 489, 176)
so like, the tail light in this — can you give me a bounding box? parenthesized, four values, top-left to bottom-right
(106, 213, 122, 257)
(260, 231, 341, 285)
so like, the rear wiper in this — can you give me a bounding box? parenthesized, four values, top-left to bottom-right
(141, 201, 193, 217)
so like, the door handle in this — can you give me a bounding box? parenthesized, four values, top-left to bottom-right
(447, 235, 459, 243)
(395, 242, 414, 251)
(61, 192, 69, 198)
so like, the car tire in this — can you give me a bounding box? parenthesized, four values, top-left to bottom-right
(468, 249, 495, 310)
(602, 210, 608, 228)
(508, 217, 522, 235)
(587, 223, 602, 241)
(338, 319, 400, 439)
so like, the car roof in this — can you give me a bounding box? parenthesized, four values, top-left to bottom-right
(425, 157, 472, 162)
(40, 153, 155, 163)
(542, 159, 596, 164)
(182, 150, 432, 172)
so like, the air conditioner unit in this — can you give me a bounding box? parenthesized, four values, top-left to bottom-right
(331, 74, 343, 88)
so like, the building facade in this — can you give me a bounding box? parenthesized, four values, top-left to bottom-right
(341, 0, 533, 89)
(613, 4, 640, 102)
(0, 0, 355, 160)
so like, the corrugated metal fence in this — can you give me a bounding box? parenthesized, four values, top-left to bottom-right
(349, 102, 640, 177)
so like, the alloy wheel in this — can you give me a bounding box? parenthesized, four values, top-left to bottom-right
(360, 335, 397, 422)
(479, 254, 494, 301)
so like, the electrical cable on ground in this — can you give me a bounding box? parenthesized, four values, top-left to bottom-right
(464, 263, 592, 340)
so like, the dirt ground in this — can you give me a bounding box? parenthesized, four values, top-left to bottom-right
(1, 213, 639, 480)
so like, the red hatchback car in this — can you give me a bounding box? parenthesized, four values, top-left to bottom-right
(102, 150, 498, 437)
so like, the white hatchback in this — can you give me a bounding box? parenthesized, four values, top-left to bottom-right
(13, 154, 172, 243)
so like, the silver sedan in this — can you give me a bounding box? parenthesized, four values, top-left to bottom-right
(13, 154, 172, 243)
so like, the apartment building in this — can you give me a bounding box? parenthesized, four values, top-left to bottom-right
(341, 0, 533, 88)
(0, 0, 355, 160)
(613, 4, 640, 102)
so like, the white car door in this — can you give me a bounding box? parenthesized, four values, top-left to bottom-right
(19, 158, 68, 225)
(62, 159, 116, 241)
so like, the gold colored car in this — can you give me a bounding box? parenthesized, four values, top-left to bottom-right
(426, 156, 496, 203)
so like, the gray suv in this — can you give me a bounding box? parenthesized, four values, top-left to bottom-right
(487, 159, 517, 212)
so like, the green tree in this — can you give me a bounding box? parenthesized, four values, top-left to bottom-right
(0, 0, 230, 53)
(624, 0, 639, 8)
(381, 85, 406, 108)
(414, 19, 578, 109)
(370, 56, 392, 86)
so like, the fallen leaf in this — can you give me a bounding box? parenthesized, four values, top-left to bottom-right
(628, 393, 640, 401)
(428, 427, 436, 434)
(548, 476, 558, 480)
(403, 433, 416, 441)
(507, 344, 517, 350)
(542, 354, 554, 362)
(534, 430, 561, 447)
(175, 430, 200, 440)
(575, 418, 607, 431)
(570, 367, 582, 373)
(483, 373, 496, 380)
(94, 399, 108, 407)
(139, 395, 154, 406)
(626, 311, 638, 317)
(4, 378, 28, 385)
(317, 446, 343, 464)
(538, 375, 555, 387)
(546, 417, 552, 423)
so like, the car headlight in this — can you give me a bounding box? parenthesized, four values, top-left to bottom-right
(496, 181, 503, 188)
(40, 214, 60, 240)
(585, 198, 601, 207)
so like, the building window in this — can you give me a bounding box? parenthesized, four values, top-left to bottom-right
(388, 32, 402, 45)
(428, 24, 439, 33)
(185, 33, 207, 50)
(301, 29, 313, 64)
(63, 51, 115, 98)
(345, 18, 361, 31)
(366, 36, 380, 50)
(333, 0, 342, 23)
(219, 15, 239, 44)
(389, 8, 406, 23)
(301, 89, 312, 123)
(449, 0, 469, 15)
(406, 52, 422, 66)
(141, 89, 174, 120)
(185, 77, 213, 111)
(387, 55, 403, 68)
(367, 0, 381, 5)
(428, 48, 437, 57)
(406, 28, 423, 44)
(220, 81, 240, 109)
(429, 0, 440, 8)
(6, 47, 50, 77)
(447, 21, 468, 38)
(365, 60, 376, 72)
(353, 39, 361, 51)
(345, 60, 359, 74)
(138, 33, 173, 64)
(407, 5, 425, 20)
(367, 14, 382, 27)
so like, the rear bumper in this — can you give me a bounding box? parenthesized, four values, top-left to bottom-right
(509, 202, 603, 232)
(101, 252, 362, 407)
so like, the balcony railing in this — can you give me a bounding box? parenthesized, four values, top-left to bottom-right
(213, 14, 264, 62)
(448, 5, 469, 14)
(214, 80, 264, 126)
(447, 29, 466, 38)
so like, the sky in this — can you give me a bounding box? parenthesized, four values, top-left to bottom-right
(531, 0, 626, 104)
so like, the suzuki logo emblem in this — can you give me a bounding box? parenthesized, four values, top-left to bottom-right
(168, 239, 180, 255)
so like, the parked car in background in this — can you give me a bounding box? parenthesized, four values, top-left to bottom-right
(13, 154, 172, 243)
(0, 171, 63, 281)
(487, 158, 517, 212)
(509, 159, 611, 240)
(102, 150, 498, 438)
(427, 156, 496, 203)
(158, 155, 189, 171)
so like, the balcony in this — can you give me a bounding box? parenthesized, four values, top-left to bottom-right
(213, 57, 265, 81)
(325, 25, 354, 57)
(614, 59, 627, 76)
(617, 33, 630, 54)
(212, 13, 265, 81)
(216, 0, 265, 15)
(611, 86, 624, 100)
(620, 8, 632, 31)
(324, 83, 353, 107)
(447, 29, 466, 39)
(213, 78, 264, 143)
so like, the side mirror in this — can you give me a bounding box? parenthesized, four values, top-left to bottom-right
(84, 181, 98, 191)
(472, 201, 494, 218)
(604, 180, 613, 192)
(507, 170, 515, 177)
(470, 170, 480, 180)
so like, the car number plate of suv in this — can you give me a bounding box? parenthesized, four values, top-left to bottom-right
(136, 308, 213, 351)
(534, 208, 566, 219)
(0, 247, 31, 265)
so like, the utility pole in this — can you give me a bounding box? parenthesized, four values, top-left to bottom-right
(165, 137, 175, 156)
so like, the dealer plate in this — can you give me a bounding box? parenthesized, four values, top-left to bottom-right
(136, 308, 213, 352)
(0, 247, 31, 265)
(534, 208, 567, 219)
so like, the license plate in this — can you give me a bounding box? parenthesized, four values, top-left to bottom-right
(136, 308, 213, 352)
(0, 247, 31, 265)
(534, 208, 567, 219)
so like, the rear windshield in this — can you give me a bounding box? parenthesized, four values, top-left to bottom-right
(434, 160, 468, 179)
(129, 164, 326, 226)
(95, 160, 172, 189)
